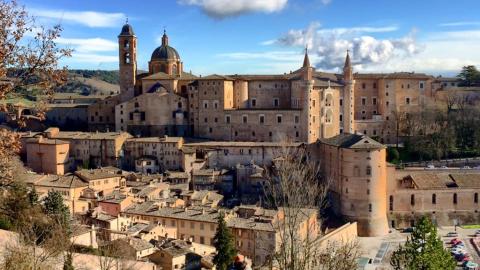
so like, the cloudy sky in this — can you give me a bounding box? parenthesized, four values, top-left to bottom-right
(22, 0, 480, 76)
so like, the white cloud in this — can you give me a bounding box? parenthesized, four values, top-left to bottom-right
(56, 37, 118, 53)
(178, 0, 288, 18)
(273, 22, 421, 69)
(30, 8, 125, 28)
(66, 53, 118, 63)
(439, 21, 480, 27)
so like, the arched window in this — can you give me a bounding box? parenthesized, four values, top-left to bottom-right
(124, 52, 131, 64)
(177, 102, 182, 109)
(432, 194, 436, 204)
(453, 193, 457, 204)
(325, 109, 333, 124)
(410, 194, 415, 206)
(366, 166, 372, 176)
(389, 196, 393, 211)
(123, 40, 130, 49)
(325, 93, 333, 106)
(172, 64, 177, 75)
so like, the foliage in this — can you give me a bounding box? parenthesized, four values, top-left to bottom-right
(387, 147, 400, 163)
(457, 65, 480, 86)
(63, 252, 74, 270)
(213, 212, 236, 270)
(390, 216, 456, 270)
(43, 190, 70, 229)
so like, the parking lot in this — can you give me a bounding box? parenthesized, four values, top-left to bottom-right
(358, 226, 480, 270)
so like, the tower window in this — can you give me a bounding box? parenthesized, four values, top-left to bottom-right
(251, 99, 256, 107)
(339, 99, 343, 106)
(366, 166, 371, 176)
(368, 204, 372, 212)
(389, 196, 393, 211)
(242, 115, 248, 124)
(172, 64, 177, 75)
(362, 83, 366, 89)
(475, 193, 478, 203)
(361, 98, 366, 105)
(453, 193, 457, 204)
(277, 115, 282, 123)
(411, 194, 415, 206)
(372, 97, 377, 105)
(432, 194, 436, 204)
(294, 115, 299, 124)
(123, 40, 130, 49)
(406, 97, 410, 105)
(225, 115, 231, 124)
(124, 52, 131, 64)
(273, 98, 279, 107)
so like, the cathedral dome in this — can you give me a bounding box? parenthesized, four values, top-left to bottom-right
(151, 30, 180, 61)
(151, 45, 180, 61)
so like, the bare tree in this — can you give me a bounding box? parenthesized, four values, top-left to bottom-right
(0, 0, 71, 186)
(260, 146, 359, 270)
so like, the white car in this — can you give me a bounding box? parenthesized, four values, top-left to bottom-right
(462, 166, 471, 169)
(426, 164, 435, 169)
(441, 165, 449, 169)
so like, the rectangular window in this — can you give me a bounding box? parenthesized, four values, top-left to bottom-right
(372, 97, 377, 105)
(225, 115, 231, 124)
(242, 115, 248, 124)
(277, 115, 282, 123)
(203, 101, 208, 109)
(361, 98, 366, 106)
(251, 99, 256, 107)
(339, 99, 343, 106)
(419, 82, 424, 89)
(406, 97, 410, 105)
(294, 115, 299, 124)
(274, 98, 279, 107)
(214, 101, 219, 109)
(259, 115, 265, 124)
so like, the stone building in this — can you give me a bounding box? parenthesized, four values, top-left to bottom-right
(21, 127, 131, 169)
(83, 23, 456, 145)
(25, 136, 70, 175)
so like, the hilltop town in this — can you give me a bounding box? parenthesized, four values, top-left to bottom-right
(2, 6, 480, 270)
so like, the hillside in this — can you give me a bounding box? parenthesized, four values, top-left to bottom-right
(56, 70, 120, 95)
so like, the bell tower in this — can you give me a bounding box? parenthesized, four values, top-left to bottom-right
(342, 50, 355, 134)
(118, 20, 137, 101)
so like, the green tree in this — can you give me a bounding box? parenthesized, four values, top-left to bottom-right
(457, 65, 480, 86)
(387, 147, 400, 163)
(213, 212, 236, 270)
(390, 216, 455, 270)
(43, 190, 70, 228)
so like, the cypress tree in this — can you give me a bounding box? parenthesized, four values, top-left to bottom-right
(213, 212, 236, 270)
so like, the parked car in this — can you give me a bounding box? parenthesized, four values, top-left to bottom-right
(462, 166, 471, 169)
(426, 164, 435, 169)
(403, 227, 415, 233)
(441, 165, 449, 169)
(451, 238, 462, 245)
(447, 232, 459, 237)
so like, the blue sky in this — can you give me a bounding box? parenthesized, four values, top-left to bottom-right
(21, 0, 480, 75)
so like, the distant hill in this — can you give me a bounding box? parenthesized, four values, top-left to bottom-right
(56, 70, 120, 96)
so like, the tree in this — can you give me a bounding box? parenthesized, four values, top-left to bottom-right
(0, 0, 71, 187)
(261, 146, 359, 270)
(43, 190, 70, 228)
(213, 212, 236, 270)
(390, 216, 455, 270)
(457, 65, 480, 86)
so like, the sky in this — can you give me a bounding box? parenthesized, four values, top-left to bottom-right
(20, 0, 480, 76)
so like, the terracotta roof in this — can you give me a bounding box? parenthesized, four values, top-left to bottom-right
(197, 74, 234, 80)
(184, 141, 302, 148)
(126, 136, 182, 143)
(75, 167, 125, 181)
(36, 174, 88, 189)
(409, 173, 454, 189)
(318, 133, 385, 149)
(450, 174, 480, 188)
(143, 71, 198, 81)
(354, 72, 433, 79)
